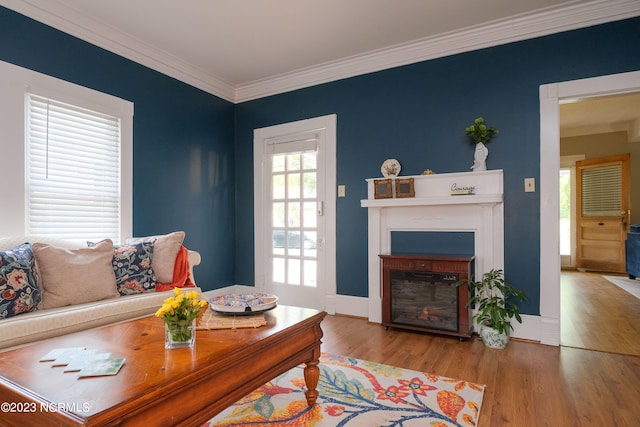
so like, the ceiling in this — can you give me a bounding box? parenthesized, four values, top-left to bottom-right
(2, 0, 640, 140)
(28, 0, 583, 85)
(561, 92, 640, 142)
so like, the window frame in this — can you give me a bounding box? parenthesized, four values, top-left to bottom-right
(0, 60, 133, 242)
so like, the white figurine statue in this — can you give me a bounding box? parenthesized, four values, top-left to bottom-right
(471, 142, 488, 172)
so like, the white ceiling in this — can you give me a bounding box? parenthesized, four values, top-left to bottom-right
(34, 0, 583, 85)
(3, 0, 639, 103)
(561, 92, 640, 142)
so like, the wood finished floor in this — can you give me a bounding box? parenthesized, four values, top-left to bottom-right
(561, 271, 640, 356)
(319, 272, 640, 426)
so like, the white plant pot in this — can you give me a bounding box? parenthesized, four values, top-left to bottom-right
(480, 325, 509, 349)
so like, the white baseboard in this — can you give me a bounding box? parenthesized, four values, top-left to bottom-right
(510, 314, 541, 342)
(334, 294, 369, 318)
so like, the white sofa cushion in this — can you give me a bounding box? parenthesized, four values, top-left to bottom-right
(0, 288, 199, 350)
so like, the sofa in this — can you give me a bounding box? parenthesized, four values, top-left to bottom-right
(0, 232, 202, 351)
(626, 224, 640, 279)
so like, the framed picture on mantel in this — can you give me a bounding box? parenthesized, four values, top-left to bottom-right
(374, 179, 393, 199)
(395, 178, 415, 198)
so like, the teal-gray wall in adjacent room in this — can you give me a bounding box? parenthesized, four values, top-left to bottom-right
(234, 17, 640, 316)
(0, 6, 236, 290)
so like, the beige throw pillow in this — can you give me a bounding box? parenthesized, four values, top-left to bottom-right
(33, 239, 119, 309)
(126, 231, 185, 283)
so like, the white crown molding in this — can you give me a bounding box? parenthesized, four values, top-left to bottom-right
(2, 0, 639, 104)
(235, 0, 640, 102)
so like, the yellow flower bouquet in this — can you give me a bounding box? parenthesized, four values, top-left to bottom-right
(155, 287, 208, 348)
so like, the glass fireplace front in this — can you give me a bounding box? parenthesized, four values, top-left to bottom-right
(390, 270, 459, 332)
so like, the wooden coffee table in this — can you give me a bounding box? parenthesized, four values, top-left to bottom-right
(0, 305, 326, 426)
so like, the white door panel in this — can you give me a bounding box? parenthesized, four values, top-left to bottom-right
(254, 115, 336, 311)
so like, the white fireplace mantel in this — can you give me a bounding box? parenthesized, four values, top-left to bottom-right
(361, 169, 504, 323)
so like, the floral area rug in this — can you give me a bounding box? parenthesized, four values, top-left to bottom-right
(203, 352, 485, 427)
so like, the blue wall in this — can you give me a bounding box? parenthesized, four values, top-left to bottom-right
(390, 232, 474, 257)
(0, 7, 236, 290)
(234, 17, 640, 315)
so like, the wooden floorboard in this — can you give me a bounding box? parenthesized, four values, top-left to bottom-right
(320, 314, 640, 427)
(561, 271, 640, 356)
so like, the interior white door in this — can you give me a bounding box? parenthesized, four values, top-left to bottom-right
(254, 115, 336, 311)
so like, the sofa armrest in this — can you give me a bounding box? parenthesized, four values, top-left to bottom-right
(187, 249, 201, 285)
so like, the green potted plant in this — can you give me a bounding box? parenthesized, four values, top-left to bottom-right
(465, 117, 498, 144)
(465, 117, 498, 172)
(466, 269, 527, 349)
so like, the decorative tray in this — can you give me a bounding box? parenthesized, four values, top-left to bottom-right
(209, 293, 278, 315)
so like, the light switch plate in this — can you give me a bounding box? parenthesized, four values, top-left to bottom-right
(338, 185, 346, 197)
(525, 178, 535, 192)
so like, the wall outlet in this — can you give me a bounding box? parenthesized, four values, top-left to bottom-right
(338, 185, 346, 197)
(524, 178, 535, 192)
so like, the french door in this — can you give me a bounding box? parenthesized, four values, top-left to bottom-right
(253, 115, 336, 311)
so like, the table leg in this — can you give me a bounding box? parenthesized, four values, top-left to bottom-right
(303, 359, 320, 406)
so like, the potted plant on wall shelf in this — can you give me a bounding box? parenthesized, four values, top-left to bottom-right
(465, 117, 498, 172)
(467, 269, 527, 349)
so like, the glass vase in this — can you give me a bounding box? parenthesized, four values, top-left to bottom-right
(164, 319, 196, 349)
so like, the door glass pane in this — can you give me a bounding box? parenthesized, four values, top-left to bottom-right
(303, 231, 317, 257)
(288, 258, 300, 285)
(287, 202, 300, 227)
(288, 174, 301, 199)
(303, 202, 317, 228)
(287, 153, 301, 171)
(302, 172, 317, 198)
(272, 202, 285, 227)
(272, 175, 285, 199)
(302, 152, 316, 169)
(272, 230, 285, 255)
(272, 154, 285, 173)
(287, 231, 301, 256)
(304, 260, 317, 287)
(273, 257, 285, 283)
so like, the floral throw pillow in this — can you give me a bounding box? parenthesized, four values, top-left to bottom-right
(0, 243, 40, 319)
(88, 240, 156, 295)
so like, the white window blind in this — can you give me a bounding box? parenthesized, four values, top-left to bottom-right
(581, 165, 621, 217)
(26, 93, 121, 241)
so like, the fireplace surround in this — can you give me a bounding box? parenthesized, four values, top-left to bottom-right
(361, 170, 504, 324)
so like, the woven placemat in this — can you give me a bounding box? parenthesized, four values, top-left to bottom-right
(197, 309, 267, 330)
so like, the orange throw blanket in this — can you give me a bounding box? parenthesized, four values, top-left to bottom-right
(156, 245, 196, 292)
